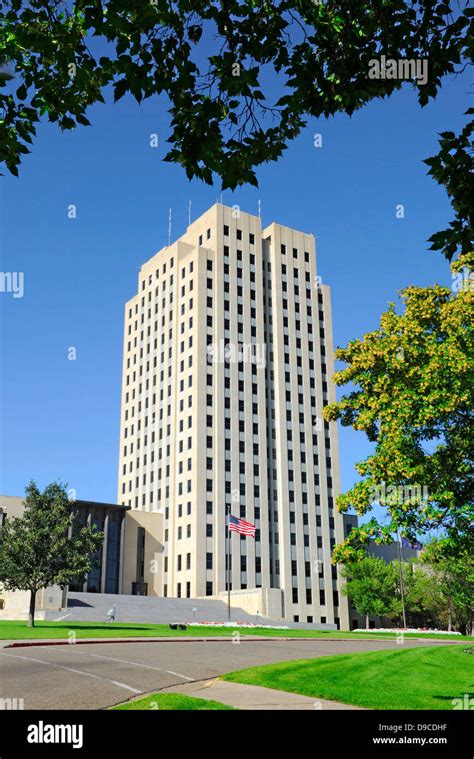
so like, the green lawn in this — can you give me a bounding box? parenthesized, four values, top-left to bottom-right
(112, 693, 235, 710)
(222, 646, 474, 710)
(0, 620, 471, 642)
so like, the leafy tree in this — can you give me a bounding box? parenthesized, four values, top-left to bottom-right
(0, 481, 103, 626)
(343, 554, 472, 632)
(424, 110, 474, 262)
(324, 268, 474, 564)
(0, 2, 472, 199)
(341, 557, 398, 629)
(390, 560, 441, 629)
(421, 541, 474, 634)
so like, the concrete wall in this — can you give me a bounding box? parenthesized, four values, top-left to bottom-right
(205, 587, 284, 619)
(122, 510, 164, 596)
(0, 495, 24, 518)
(204, 587, 337, 628)
(369, 540, 420, 563)
(0, 586, 64, 620)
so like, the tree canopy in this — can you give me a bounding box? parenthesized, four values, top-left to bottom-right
(341, 556, 398, 628)
(324, 263, 474, 563)
(0, 481, 103, 625)
(2, 1, 472, 257)
(421, 540, 473, 634)
(341, 552, 473, 632)
(424, 112, 474, 262)
(0, 2, 471, 189)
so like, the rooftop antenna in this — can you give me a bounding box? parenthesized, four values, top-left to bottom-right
(258, 199, 261, 218)
(168, 208, 172, 246)
(188, 200, 192, 227)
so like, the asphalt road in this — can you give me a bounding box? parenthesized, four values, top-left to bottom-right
(0, 637, 459, 710)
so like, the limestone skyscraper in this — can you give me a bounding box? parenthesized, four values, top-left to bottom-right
(118, 203, 349, 628)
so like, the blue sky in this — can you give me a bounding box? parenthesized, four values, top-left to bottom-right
(0, 66, 469, 508)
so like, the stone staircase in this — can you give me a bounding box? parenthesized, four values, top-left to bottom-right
(45, 591, 263, 625)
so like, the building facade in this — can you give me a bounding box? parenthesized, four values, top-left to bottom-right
(0, 496, 130, 619)
(117, 203, 349, 628)
(66, 499, 129, 595)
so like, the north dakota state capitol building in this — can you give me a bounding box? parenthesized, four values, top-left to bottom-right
(0, 203, 352, 630)
(116, 203, 350, 629)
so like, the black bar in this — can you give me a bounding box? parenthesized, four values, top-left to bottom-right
(0, 710, 470, 756)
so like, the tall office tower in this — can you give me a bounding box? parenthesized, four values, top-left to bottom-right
(118, 203, 349, 628)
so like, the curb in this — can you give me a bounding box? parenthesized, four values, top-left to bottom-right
(1, 635, 465, 650)
(2, 636, 309, 649)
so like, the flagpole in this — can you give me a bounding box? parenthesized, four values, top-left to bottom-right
(226, 505, 231, 623)
(397, 530, 407, 628)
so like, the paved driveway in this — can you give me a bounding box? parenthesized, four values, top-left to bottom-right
(0, 637, 459, 710)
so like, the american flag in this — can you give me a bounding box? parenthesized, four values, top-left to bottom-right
(228, 514, 256, 537)
(401, 537, 423, 551)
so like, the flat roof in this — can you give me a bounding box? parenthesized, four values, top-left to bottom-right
(0, 495, 131, 512)
(72, 499, 131, 511)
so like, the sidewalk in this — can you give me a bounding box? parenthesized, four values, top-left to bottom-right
(159, 678, 363, 710)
